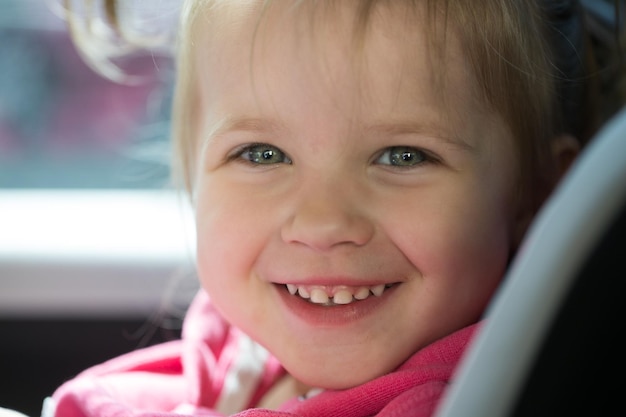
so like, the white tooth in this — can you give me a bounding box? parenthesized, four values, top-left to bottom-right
(297, 286, 310, 299)
(333, 289, 354, 305)
(286, 284, 297, 295)
(310, 288, 329, 304)
(354, 287, 371, 300)
(371, 284, 385, 297)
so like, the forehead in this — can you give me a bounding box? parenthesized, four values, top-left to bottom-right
(190, 1, 497, 142)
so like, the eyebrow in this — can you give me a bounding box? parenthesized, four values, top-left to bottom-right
(366, 121, 475, 152)
(206, 116, 284, 140)
(204, 116, 475, 152)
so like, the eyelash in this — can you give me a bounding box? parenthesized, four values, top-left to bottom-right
(228, 143, 292, 165)
(374, 146, 439, 168)
(227, 143, 439, 168)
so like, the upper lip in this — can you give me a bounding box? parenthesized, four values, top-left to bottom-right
(270, 276, 403, 287)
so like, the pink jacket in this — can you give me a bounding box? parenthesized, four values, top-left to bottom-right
(48, 291, 478, 417)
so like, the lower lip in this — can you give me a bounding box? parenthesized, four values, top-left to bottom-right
(274, 284, 397, 327)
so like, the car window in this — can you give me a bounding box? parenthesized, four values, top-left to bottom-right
(0, 0, 174, 189)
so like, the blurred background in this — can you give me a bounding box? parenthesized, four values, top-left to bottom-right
(0, 1, 196, 415)
(0, 0, 173, 189)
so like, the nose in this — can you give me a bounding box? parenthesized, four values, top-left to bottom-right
(281, 177, 375, 251)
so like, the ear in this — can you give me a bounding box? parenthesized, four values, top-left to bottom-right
(551, 134, 580, 181)
(511, 134, 581, 251)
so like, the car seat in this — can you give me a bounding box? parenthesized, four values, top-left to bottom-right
(434, 105, 626, 417)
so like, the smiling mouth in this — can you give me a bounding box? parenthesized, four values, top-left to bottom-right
(283, 283, 396, 306)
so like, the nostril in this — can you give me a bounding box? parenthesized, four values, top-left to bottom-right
(280, 209, 374, 251)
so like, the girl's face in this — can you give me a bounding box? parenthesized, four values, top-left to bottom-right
(192, 2, 520, 390)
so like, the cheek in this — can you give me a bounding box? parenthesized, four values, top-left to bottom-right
(411, 211, 509, 279)
(193, 176, 281, 320)
(390, 186, 514, 313)
(194, 202, 259, 335)
(194, 180, 255, 296)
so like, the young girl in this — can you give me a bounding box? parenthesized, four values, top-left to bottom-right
(45, 0, 617, 416)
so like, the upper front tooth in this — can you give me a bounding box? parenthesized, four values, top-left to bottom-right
(333, 289, 354, 305)
(310, 288, 329, 304)
(354, 287, 371, 300)
(286, 283, 391, 303)
(371, 284, 385, 297)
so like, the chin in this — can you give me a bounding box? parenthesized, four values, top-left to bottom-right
(285, 358, 396, 391)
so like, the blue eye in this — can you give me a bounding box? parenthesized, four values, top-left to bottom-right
(376, 146, 427, 167)
(237, 143, 291, 165)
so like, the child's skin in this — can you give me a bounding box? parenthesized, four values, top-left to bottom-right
(191, 0, 526, 400)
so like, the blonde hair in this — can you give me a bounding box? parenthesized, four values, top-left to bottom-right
(61, 0, 178, 82)
(173, 0, 558, 213)
(63, 0, 600, 213)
